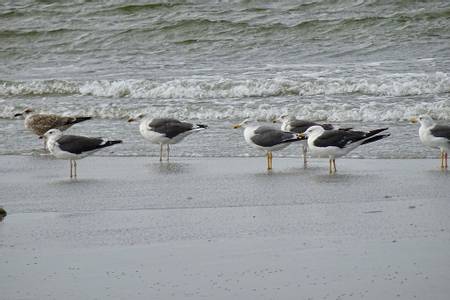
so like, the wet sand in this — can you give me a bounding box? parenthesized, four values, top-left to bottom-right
(1, 156, 450, 299)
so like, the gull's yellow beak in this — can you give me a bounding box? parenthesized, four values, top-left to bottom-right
(232, 124, 242, 129)
(410, 117, 418, 124)
(297, 133, 307, 140)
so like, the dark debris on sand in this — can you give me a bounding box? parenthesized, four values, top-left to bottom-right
(0, 207, 6, 222)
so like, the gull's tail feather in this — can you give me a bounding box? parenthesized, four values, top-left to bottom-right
(100, 140, 123, 148)
(366, 128, 389, 137)
(280, 134, 304, 144)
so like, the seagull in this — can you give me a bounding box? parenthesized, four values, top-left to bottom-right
(14, 108, 91, 146)
(233, 119, 302, 170)
(44, 129, 122, 179)
(0, 207, 6, 222)
(298, 126, 390, 174)
(274, 114, 352, 167)
(128, 115, 208, 161)
(411, 115, 450, 169)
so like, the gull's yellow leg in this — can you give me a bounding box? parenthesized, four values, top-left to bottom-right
(74, 160, 77, 178)
(266, 152, 270, 170)
(333, 159, 337, 173)
(269, 151, 273, 170)
(70, 160, 73, 179)
(441, 150, 444, 169)
(159, 144, 163, 162)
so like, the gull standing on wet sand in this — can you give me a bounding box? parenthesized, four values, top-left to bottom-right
(299, 126, 390, 174)
(44, 129, 122, 179)
(275, 113, 352, 167)
(411, 115, 450, 169)
(233, 119, 302, 171)
(14, 108, 91, 145)
(128, 115, 208, 161)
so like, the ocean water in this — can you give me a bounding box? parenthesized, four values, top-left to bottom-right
(1, 0, 449, 158)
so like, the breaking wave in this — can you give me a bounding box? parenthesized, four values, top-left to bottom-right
(2, 98, 449, 123)
(1, 72, 449, 99)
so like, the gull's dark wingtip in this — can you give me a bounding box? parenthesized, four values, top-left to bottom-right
(72, 116, 92, 124)
(361, 133, 390, 145)
(109, 140, 123, 145)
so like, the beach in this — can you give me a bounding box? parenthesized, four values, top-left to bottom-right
(1, 155, 450, 299)
(1, 1, 450, 298)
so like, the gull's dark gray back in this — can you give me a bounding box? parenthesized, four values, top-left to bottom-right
(252, 126, 295, 147)
(149, 118, 181, 127)
(57, 135, 104, 154)
(149, 118, 194, 138)
(430, 125, 450, 140)
(313, 130, 365, 148)
(288, 120, 320, 133)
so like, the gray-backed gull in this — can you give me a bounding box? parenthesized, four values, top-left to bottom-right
(233, 119, 302, 170)
(411, 115, 450, 169)
(128, 115, 207, 161)
(299, 126, 389, 174)
(44, 129, 122, 179)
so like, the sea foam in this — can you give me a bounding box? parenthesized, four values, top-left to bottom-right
(1, 72, 449, 98)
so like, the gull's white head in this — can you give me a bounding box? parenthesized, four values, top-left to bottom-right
(297, 125, 324, 141)
(304, 125, 325, 137)
(127, 113, 146, 123)
(418, 115, 434, 127)
(233, 118, 252, 129)
(44, 128, 63, 139)
(14, 108, 34, 118)
(273, 113, 293, 123)
(411, 115, 434, 127)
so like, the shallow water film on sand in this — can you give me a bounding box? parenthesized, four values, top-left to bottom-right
(1, 0, 449, 158)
